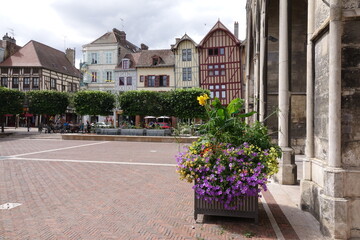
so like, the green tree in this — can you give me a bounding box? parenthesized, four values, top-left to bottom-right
(118, 88, 208, 118)
(170, 88, 209, 119)
(0, 87, 25, 132)
(27, 90, 70, 115)
(74, 90, 115, 116)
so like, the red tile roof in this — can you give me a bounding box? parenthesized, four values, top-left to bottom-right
(0, 40, 80, 78)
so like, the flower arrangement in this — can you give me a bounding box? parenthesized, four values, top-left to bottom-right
(176, 94, 281, 209)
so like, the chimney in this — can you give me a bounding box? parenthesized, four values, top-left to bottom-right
(3, 33, 16, 44)
(175, 38, 180, 43)
(234, 21, 239, 39)
(140, 43, 149, 50)
(66, 48, 75, 66)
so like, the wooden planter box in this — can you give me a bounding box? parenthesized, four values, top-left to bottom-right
(194, 193, 259, 223)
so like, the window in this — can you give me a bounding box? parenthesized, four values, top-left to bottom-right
(24, 77, 30, 88)
(182, 68, 192, 81)
(159, 75, 167, 87)
(182, 49, 192, 61)
(106, 71, 112, 82)
(148, 76, 155, 87)
(119, 77, 125, 86)
(208, 47, 225, 56)
(140, 75, 145, 82)
(32, 77, 39, 88)
(209, 84, 226, 99)
(208, 64, 225, 76)
(62, 84, 66, 92)
(1, 77, 8, 87)
(152, 58, 159, 66)
(13, 68, 20, 74)
(50, 78, 56, 89)
(91, 72, 97, 82)
(126, 76, 132, 85)
(73, 83, 77, 92)
(105, 52, 112, 64)
(91, 53, 98, 64)
(24, 68, 31, 74)
(122, 59, 130, 69)
(1, 68, 8, 74)
(12, 77, 19, 88)
(32, 68, 39, 74)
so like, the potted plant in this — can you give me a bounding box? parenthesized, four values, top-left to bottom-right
(176, 94, 281, 222)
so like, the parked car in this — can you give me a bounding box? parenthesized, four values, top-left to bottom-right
(92, 122, 111, 128)
(156, 122, 171, 129)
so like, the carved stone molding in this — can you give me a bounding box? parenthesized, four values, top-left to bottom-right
(342, 0, 359, 9)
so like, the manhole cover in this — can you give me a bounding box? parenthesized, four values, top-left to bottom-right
(0, 203, 22, 210)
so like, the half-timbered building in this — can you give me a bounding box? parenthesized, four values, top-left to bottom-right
(198, 21, 242, 105)
(0, 40, 80, 92)
(171, 34, 199, 89)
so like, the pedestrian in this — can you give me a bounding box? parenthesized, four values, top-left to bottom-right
(86, 121, 91, 133)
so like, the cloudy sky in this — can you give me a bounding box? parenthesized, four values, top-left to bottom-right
(1, 0, 247, 65)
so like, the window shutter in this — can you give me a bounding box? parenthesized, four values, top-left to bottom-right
(145, 76, 148, 87)
(155, 76, 160, 87)
(167, 75, 170, 87)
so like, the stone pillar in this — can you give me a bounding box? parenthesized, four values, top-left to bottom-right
(304, 0, 315, 181)
(328, 0, 342, 168)
(275, 0, 297, 185)
(259, 0, 267, 122)
(245, 2, 252, 123)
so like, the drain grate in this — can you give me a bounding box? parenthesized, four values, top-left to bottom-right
(0, 203, 22, 210)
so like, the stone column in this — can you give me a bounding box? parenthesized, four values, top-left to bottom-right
(259, 0, 267, 122)
(245, 2, 252, 119)
(328, 0, 342, 168)
(304, 0, 315, 181)
(275, 0, 297, 185)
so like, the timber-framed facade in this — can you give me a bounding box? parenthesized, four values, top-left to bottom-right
(198, 21, 242, 105)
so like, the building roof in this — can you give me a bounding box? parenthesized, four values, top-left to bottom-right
(84, 28, 140, 53)
(199, 20, 241, 47)
(0, 40, 80, 78)
(171, 33, 198, 50)
(136, 49, 174, 68)
(115, 52, 142, 70)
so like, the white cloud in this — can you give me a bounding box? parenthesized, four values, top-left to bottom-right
(0, 0, 247, 66)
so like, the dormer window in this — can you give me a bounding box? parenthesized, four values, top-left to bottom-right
(122, 59, 130, 69)
(153, 58, 159, 66)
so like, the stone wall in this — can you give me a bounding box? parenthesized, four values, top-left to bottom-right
(313, 33, 329, 161)
(265, 0, 307, 154)
(341, 19, 360, 167)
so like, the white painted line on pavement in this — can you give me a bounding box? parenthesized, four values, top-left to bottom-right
(5, 157, 176, 167)
(9, 141, 109, 158)
(260, 195, 285, 240)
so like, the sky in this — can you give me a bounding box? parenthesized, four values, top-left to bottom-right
(0, 0, 247, 66)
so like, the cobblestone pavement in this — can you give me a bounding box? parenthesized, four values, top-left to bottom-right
(0, 133, 322, 240)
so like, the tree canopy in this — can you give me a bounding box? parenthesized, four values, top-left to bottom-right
(27, 90, 69, 115)
(0, 87, 25, 132)
(74, 90, 115, 116)
(0, 87, 25, 115)
(118, 88, 209, 119)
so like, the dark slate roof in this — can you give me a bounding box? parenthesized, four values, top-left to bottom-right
(136, 49, 174, 68)
(84, 28, 140, 53)
(0, 40, 80, 78)
(116, 52, 142, 69)
(199, 20, 241, 47)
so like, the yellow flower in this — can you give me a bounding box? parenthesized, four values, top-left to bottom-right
(197, 94, 210, 106)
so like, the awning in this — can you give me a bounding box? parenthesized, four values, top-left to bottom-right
(24, 113, 33, 117)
